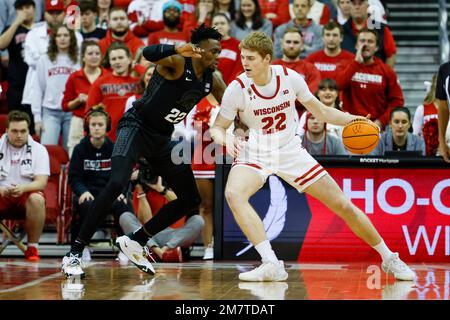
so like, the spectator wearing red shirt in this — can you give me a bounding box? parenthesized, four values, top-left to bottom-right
(307, 0, 331, 26)
(336, 29, 403, 128)
(211, 13, 242, 84)
(129, 0, 196, 39)
(62, 41, 105, 157)
(305, 20, 354, 81)
(191, 94, 221, 260)
(341, 0, 396, 67)
(148, 1, 189, 46)
(86, 43, 139, 141)
(258, 0, 290, 29)
(412, 75, 440, 156)
(272, 28, 321, 94)
(98, 7, 145, 58)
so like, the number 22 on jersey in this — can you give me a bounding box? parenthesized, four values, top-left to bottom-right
(261, 113, 287, 134)
(165, 108, 187, 124)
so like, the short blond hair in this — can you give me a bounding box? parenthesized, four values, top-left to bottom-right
(239, 31, 273, 61)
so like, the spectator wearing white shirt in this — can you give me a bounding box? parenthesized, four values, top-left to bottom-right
(307, 0, 331, 26)
(22, 0, 83, 112)
(337, 0, 386, 25)
(32, 24, 80, 150)
(127, 0, 160, 42)
(0, 111, 50, 261)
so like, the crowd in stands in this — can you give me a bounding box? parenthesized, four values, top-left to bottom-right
(1, 0, 449, 261)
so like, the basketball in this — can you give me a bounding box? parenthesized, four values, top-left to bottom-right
(342, 119, 380, 154)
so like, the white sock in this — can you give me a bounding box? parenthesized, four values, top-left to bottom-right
(28, 243, 38, 249)
(255, 240, 279, 264)
(372, 239, 394, 261)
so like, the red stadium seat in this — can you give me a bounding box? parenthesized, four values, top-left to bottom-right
(44, 145, 71, 244)
(0, 114, 7, 135)
(0, 82, 8, 114)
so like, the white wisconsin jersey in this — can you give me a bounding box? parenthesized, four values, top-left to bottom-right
(221, 65, 314, 151)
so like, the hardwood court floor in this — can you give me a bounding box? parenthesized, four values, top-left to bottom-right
(0, 258, 448, 300)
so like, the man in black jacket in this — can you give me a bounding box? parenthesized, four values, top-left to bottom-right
(68, 107, 134, 263)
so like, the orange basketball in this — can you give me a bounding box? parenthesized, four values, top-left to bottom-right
(342, 119, 380, 154)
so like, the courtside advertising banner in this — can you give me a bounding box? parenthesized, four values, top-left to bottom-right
(222, 167, 450, 262)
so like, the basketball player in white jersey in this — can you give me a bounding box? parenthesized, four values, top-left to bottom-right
(210, 32, 415, 282)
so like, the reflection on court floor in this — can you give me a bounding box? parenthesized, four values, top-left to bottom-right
(0, 259, 448, 300)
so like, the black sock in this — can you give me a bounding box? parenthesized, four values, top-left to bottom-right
(70, 239, 86, 255)
(130, 229, 151, 247)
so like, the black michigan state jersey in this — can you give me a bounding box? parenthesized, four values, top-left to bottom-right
(132, 57, 214, 136)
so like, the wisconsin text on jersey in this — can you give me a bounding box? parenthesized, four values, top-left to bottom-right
(252, 101, 291, 116)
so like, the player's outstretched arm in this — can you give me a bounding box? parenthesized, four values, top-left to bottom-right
(143, 43, 203, 68)
(303, 96, 373, 127)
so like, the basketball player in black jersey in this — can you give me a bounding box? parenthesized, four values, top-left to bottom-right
(62, 25, 227, 277)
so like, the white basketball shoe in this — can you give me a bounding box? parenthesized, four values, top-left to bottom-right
(381, 253, 416, 281)
(239, 261, 288, 282)
(116, 235, 155, 275)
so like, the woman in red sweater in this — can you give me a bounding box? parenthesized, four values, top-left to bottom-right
(63, 40, 105, 157)
(258, 0, 290, 29)
(211, 13, 243, 84)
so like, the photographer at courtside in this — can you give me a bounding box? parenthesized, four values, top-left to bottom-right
(117, 158, 205, 263)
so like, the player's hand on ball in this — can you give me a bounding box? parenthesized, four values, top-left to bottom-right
(176, 43, 204, 58)
(352, 115, 380, 133)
